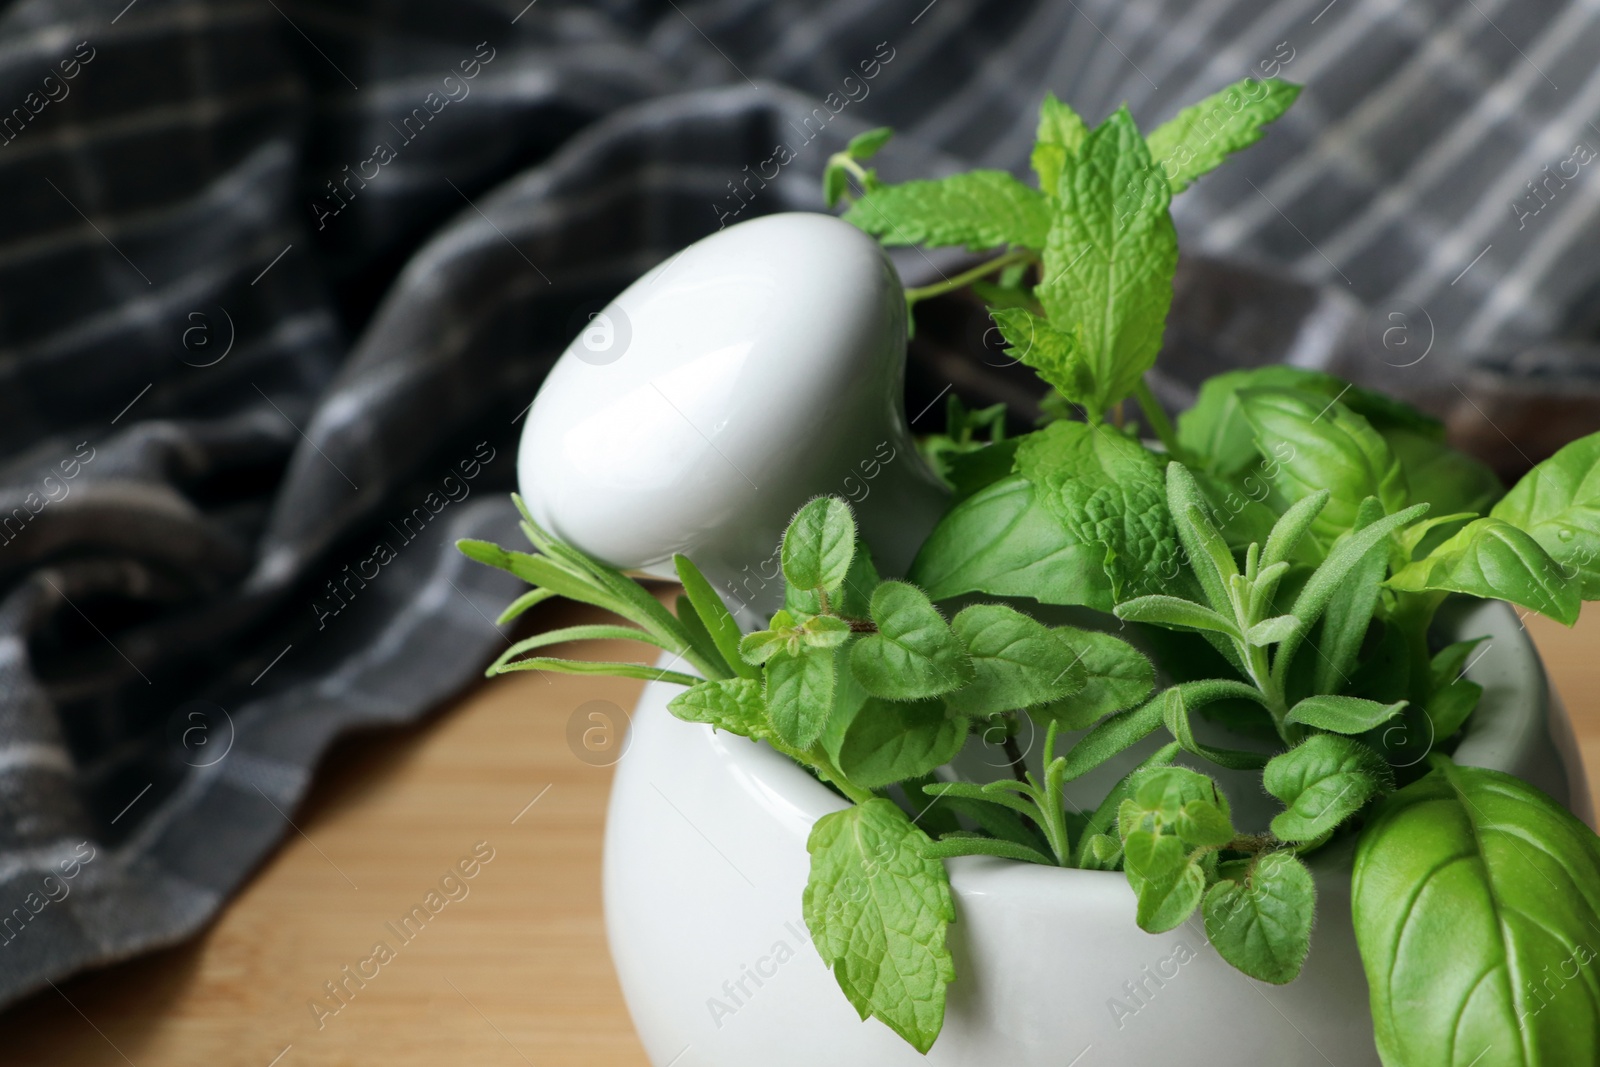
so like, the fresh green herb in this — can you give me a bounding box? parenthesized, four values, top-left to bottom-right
(462, 78, 1600, 1057)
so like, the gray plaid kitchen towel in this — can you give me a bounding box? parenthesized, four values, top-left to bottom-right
(0, 0, 1597, 1008)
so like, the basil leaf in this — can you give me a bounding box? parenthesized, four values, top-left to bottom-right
(844, 170, 1053, 250)
(1240, 387, 1410, 548)
(1035, 626, 1155, 728)
(1145, 78, 1301, 194)
(945, 603, 1085, 715)
(1490, 429, 1600, 598)
(1387, 517, 1580, 625)
(825, 697, 968, 790)
(782, 497, 856, 594)
(765, 644, 835, 748)
(1036, 106, 1178, 412)
(1285, 694, 1407, 735)
(1427, 677, 1484, 743)
(1264, 734, 1390, 842)
(1030, 91, 1088, 194)
(1385, 427, 1503, 517)
(1178, 366, 1442, 478)
(668, 678, 769, 738)
(851, 582, 973, 699)
(1353, 760, 1600, 1067)
(804, 799, 956, 1054)
(908, 474, 1114, 612)
(1202, 851, 1315, 984)
(1016, 421, 1176, 603)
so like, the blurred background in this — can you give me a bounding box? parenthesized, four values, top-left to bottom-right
(0, 0, 1597, 1061)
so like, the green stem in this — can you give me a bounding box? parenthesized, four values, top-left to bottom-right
(904, 248, 1038, 306)
(1133, 378, 1183, 459)
(811, 752, 877, 805)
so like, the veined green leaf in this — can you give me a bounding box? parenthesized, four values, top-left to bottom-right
(782, 497, 857, 595)
(1034, 626, 1155, 728)
(1015, 421, 1176, 603)
(1030, 91, 1088, 194)
(988, 307, 1095, 407)
(1114, 594, 1242, 640)
(1285, 694, 1407, 735)
(945, 603, 1085, 715)
(668, 678, 769, 737)
(1353, 760, 1600, 1067)
(1240, 387, 1410, 549)
(1123, 829, 1205, 932)
(851, 582, 974, 699)
(907, 474, 1114, 612)
(1146, 78, 1301, 194)
(1036, 106, 1178, 413)
(1265, 733, 1390, 842)
(766, 644, 836, 748)
(825, 697, 968, 790)
(1491, 429, 1600, 599)
(844, 170, 1052, 250)
(1387, 517, 1580, 625)
(1386, 427, 1503, 517)
(804, 799, 956, 1054)
(1202, 851, 1315, 984)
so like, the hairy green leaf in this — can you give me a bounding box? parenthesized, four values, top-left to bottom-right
(1264, 733, 1390, 842)
(1123, 829, 1205, 932)
(945, 603, 1085, 715)
(851, 582, 974, 699)
(782, 497, 857, 594)
(1202, 851, 1315, 984)
(1286, 694, 1407, 735)
(1035, 626, 1155, 728)
(766, 644, 836, 748)
(826, 697, 968, 789)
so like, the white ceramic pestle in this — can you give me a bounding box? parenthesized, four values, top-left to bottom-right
(516, 212, 950, 623)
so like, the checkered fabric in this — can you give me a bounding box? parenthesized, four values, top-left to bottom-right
(0, 0, 1597, 1007)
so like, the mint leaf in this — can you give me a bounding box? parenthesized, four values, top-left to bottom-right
(851, 582, 973, 699)
(1146, 78, 1301, 194)
(803, 799, 956, 1054)
(844, 171, 1052, 250)
(1036, 106, 1178, 413)
(1490, 429, 1600, 598)
(1202, 851, 1315, 984)
(1264, 733, 1389, 842)
(1285, 694, 1407, 735)
(765, 644, 835, 747)
(668, 678, 769, 737)
(907, 474, 1114, 612)
(1035, 627, 1155, 727)
(782, 497, 856, 594)
(825, 697, 968, 789)
(1239, 387, 1409, 549)
(846, 126, 893, 160)
(944, 603, 1085, 715)
(988, 307, 1095, 406)
(1015, 420, 1175, 602)
(1353, 760, 1600, 1067)
(1387, 516, 1580, 625)
(1031, 91, 1089, 194)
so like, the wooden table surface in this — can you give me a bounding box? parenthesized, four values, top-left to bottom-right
(5, 605, 1598, 1066)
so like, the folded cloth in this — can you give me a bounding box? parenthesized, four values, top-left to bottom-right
(0, 0, 1596, 1007)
